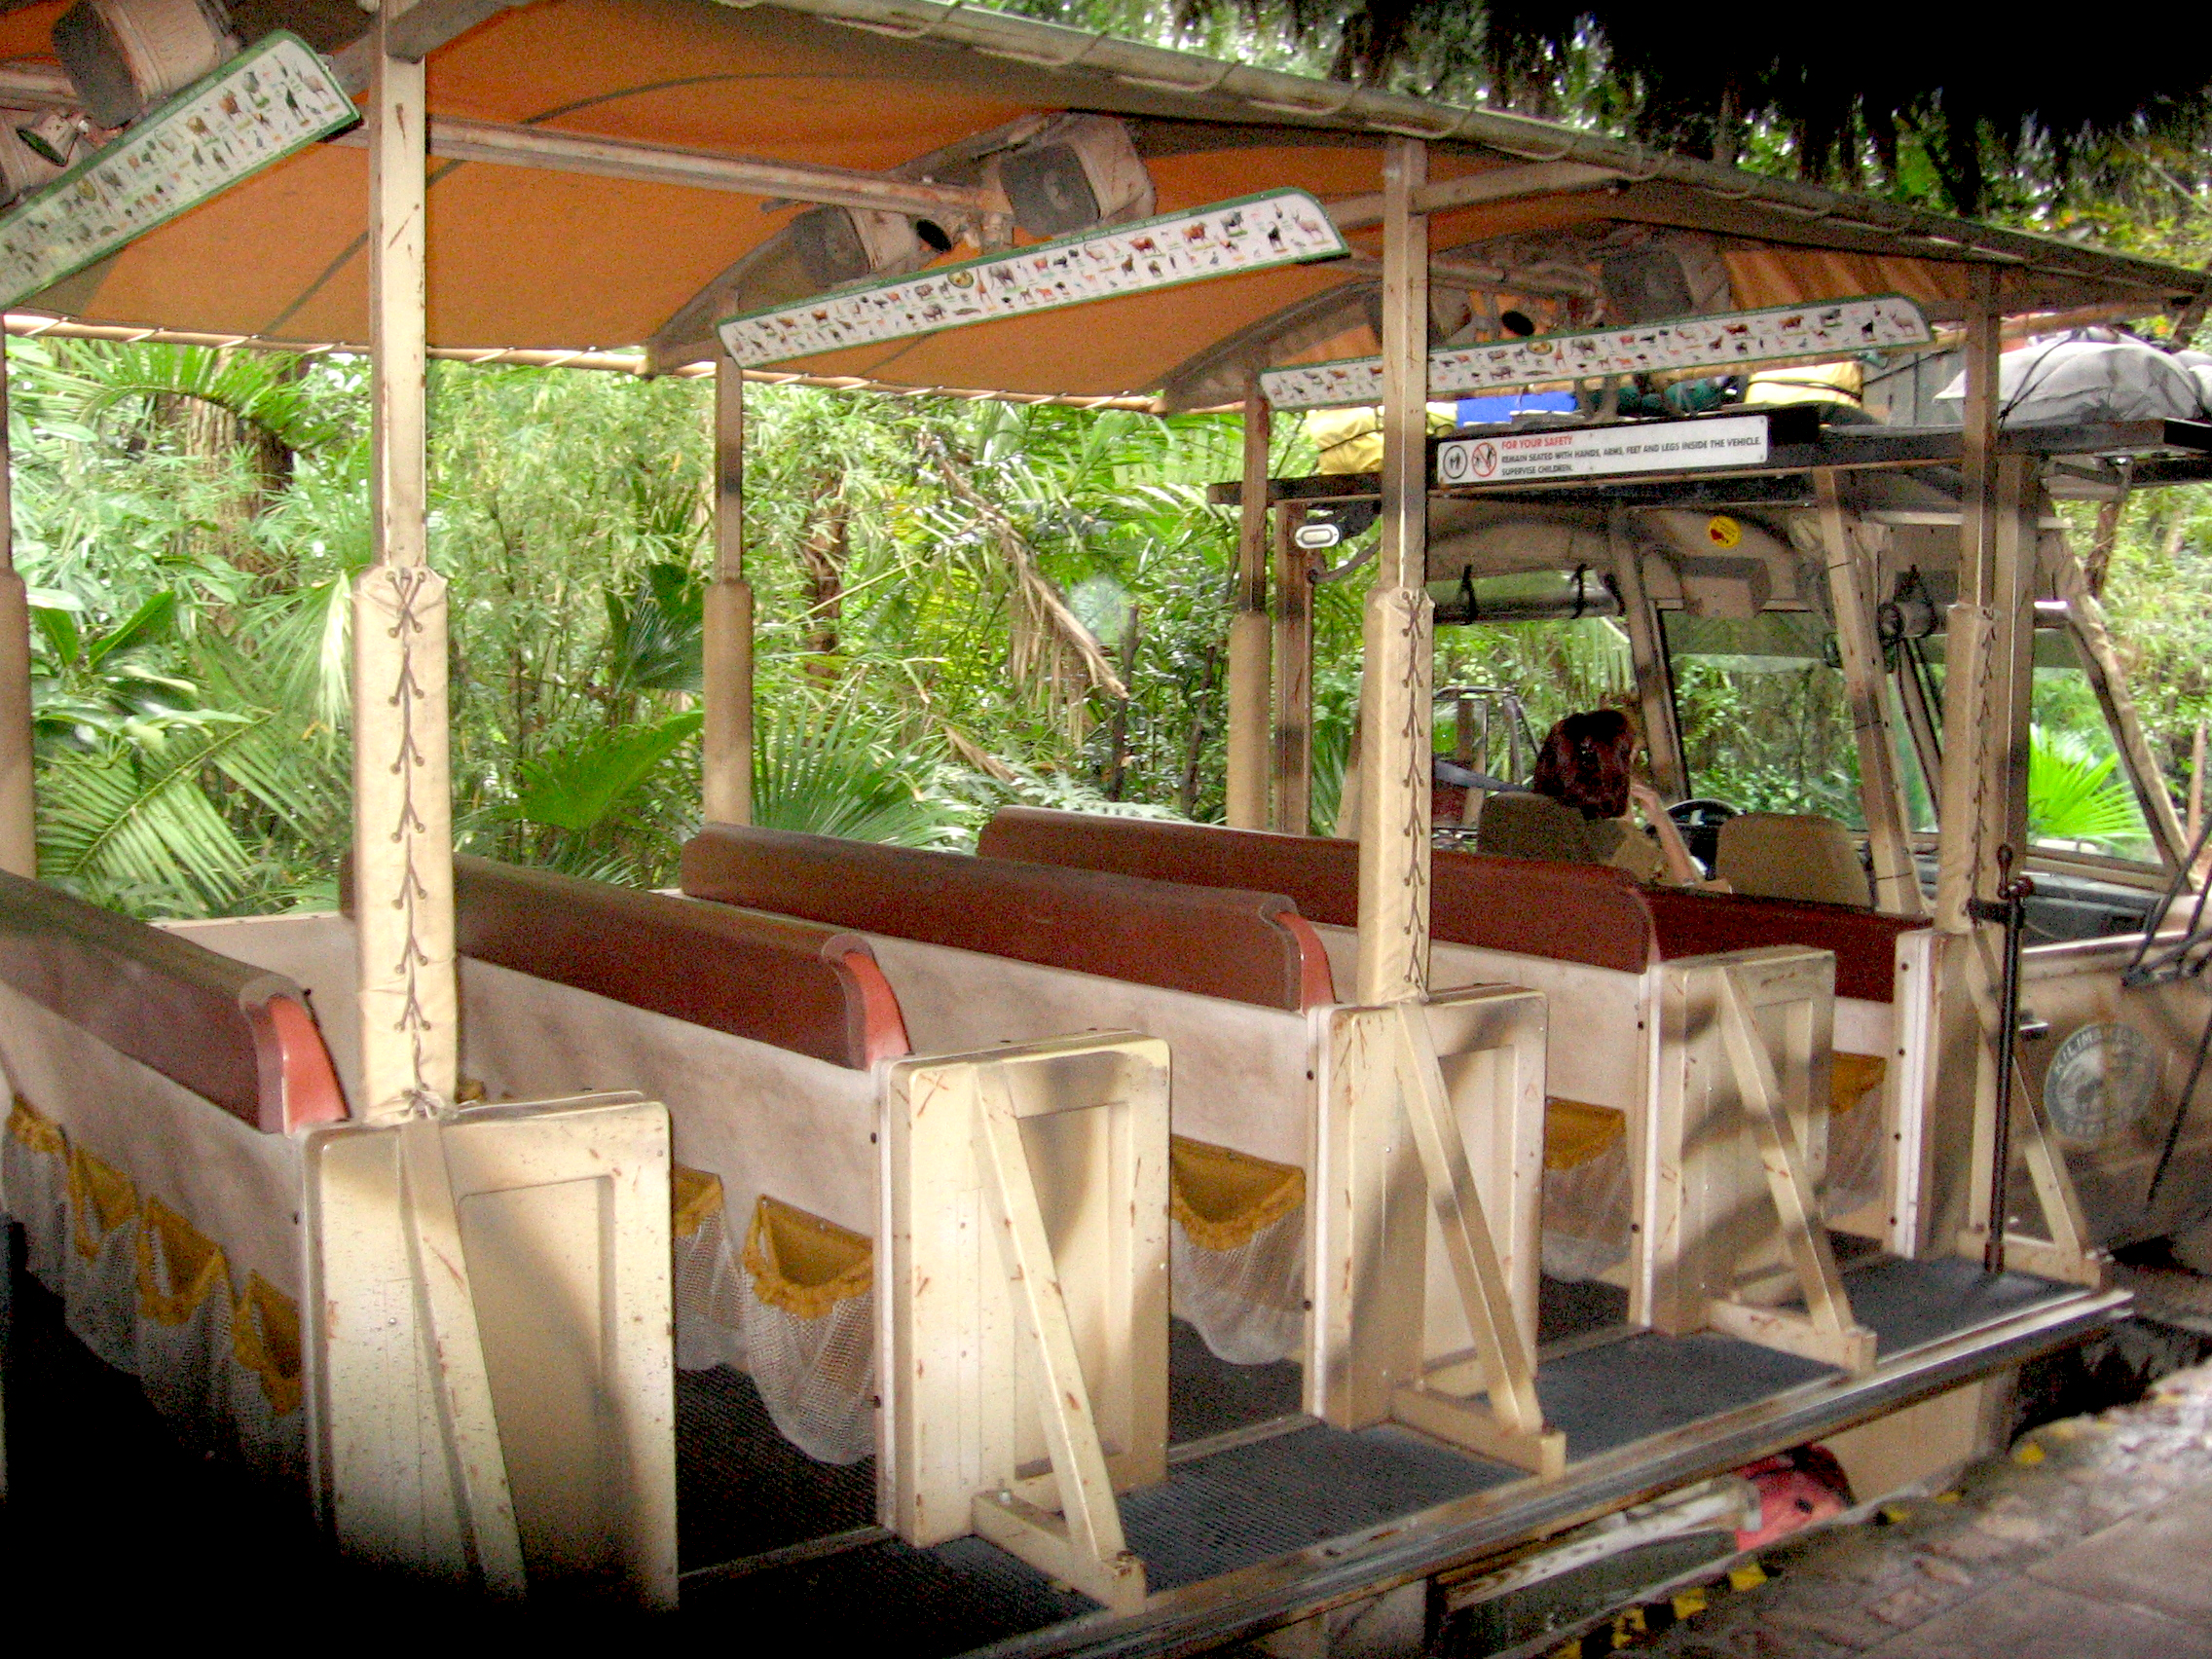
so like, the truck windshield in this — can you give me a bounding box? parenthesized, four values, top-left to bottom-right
(1664, 611, 2157, 866)
(1662, 611, 1875, 827)
(1908, 638, 2157, 865)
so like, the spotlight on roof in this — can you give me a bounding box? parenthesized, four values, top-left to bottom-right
(52, 0, 237, 129)
(991, 116, 1155, 240)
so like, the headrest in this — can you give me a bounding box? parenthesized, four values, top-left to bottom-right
(1715, 813, 1873, 908)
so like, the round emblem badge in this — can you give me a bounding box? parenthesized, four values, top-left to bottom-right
(1706, 514, 1743, 549)
(2044, 1021, 2159, 1143)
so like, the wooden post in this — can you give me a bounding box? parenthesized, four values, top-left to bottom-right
(1958, 271, 2002, 607)
(1608, 512, 1686, 799)
(2056, 546, 2189, 871)
(703, 357, 754, 826)
(0, 341, 33, 877)
(1935, 277, 2008, 936)
(1271, 502, 1311, 833)
(1226, 382, 1272, 829)
(1936, 459, 2035, 925)
(1354, 136, 1433, 1006)
(1988, 456, 2037, 863)
(352, 1, 456, 1120)
(2194, 722, 2206, 847)
(1817, 470, 1921, 916)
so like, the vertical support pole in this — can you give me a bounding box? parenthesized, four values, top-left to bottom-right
(703, 357, 754, 826)
(352, 1, 456, 1119)
(1959, 272, 2002, 606)
(1609, 511, 1685, 798)
(1935, 276, 2007, 936)
(1272, 502, 1311, 833)
(0, 341, 33, 876)
(1817, 470, 1922, 915)
(1354, 136, 1433, 1006)
(1226, 381, 1272, 829)
(1987, 456, 2037, 862)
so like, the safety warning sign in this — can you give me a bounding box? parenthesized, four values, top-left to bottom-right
(1435, 415, 1771, 486)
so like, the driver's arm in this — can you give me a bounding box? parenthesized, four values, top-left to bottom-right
(1629, 780, 1709, 887)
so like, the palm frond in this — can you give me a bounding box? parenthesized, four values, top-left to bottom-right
(753, 699, 968, 847)
(37, 717, 277, 912)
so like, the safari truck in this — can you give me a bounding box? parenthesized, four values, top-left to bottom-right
(0, 0, 2200, 1652)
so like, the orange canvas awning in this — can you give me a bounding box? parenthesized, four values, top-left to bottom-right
(0, 0, 2195, 399)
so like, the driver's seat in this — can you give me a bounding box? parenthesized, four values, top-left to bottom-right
(1714, 812, 1873, 908)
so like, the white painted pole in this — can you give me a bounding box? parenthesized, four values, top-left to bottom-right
(1817, 470, 1922, 915)
(1226, 380, 1272, 829)
(1353, 136, 1433, 1007)
(0, 341, 33, 877)
(1272, 502, 1312, 833)
(352, 2, 457, 1119)
(703, 355, 754, 826)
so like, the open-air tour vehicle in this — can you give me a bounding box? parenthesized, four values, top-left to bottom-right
(0, 0, 2207, 1649)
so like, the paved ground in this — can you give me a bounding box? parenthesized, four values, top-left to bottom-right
(1621, 1355, 2212, 1659)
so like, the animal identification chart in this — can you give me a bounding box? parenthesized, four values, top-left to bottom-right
(1435, 414, 1771, 486)
(718, 190, 1346, 367)
(0, 32, 358, 308)
(1263, 295, 1933, 410)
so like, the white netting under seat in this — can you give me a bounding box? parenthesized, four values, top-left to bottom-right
(672, 1165, 747, 1372)
(64, 1137, 142, 1371)
(3, 1095, 306, 1487)
(739, 1195, 876, 1465)
(1540, 1099, 1630, 1283)
(1169, 1136, 1307, 1366)
(1823, 1052, 1889, 1221)
(135, 1193, 236, 1452)
(3, 1093, 68, 1285)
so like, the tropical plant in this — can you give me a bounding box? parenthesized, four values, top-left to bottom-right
(2028, 723, 2149, 852)
(750, 697, 969, 848)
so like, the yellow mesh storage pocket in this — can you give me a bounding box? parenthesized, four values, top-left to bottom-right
(134, 1195, 234, 1448)
(1168, 1136, 1307, 1366)
(739, 1196, 875, 1463)
(63, 1143, 140, 1369)
(1825, 1052, 1890, 1219)
(1540, 1099, 1631, 1283)
(671, 1164, 746, 1372)
(231, 1271, 307, 1486)
(232, 1272, 302, 1418)
(3, 1095, 69, 1289)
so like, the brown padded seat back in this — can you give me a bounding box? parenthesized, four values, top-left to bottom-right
(979, 807, 1659, 976)
(982, 808, 1925, 996)
(1473, 791, 1609, 866)
(682, 823, 1335, 1012)
(431, 856, 910, 1069)
(0, 869, 345, 1133)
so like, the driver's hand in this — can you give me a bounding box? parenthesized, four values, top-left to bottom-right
(1628, 780, 1664, 816)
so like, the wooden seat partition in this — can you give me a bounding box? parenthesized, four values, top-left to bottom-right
(0, 868, 344, 1134)
(682, 822, 1563, 1472)
(977, 809, 1892, 1368)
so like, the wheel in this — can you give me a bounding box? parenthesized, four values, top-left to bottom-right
(1668, 797, 1739, 876)
(1668, 797, 1741, 831)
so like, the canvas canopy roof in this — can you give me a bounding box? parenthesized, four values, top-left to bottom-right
(0, 0, 2202, 402)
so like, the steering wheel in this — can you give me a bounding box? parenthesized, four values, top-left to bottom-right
(1669, 798, 1740, 832)
(1668, 797, 1739, 877)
